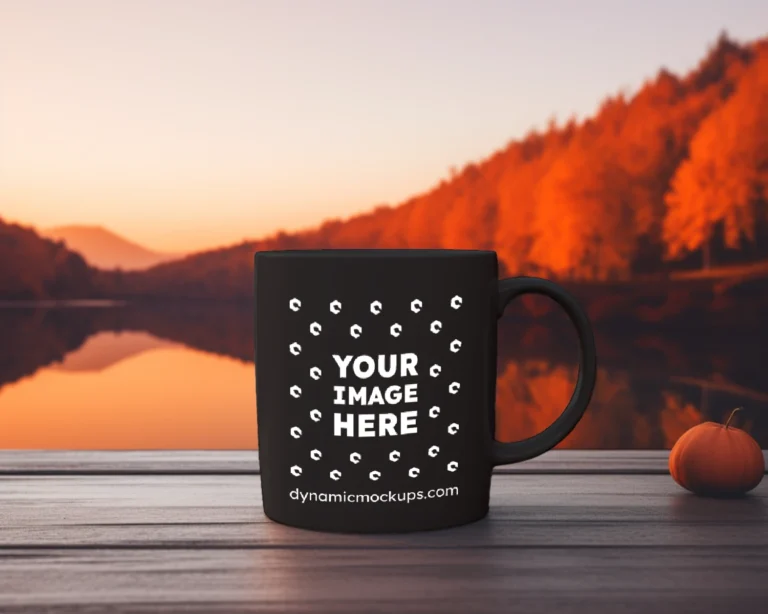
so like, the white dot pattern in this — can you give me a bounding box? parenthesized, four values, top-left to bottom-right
(287, 297, 464, 481)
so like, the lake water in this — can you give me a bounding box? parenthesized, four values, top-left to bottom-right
(1, 302, 766, 449)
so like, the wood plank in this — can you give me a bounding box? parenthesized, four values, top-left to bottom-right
(0, 474, 766, 612)
(1, 450, 766, 476)
(0, 451, 261, 475)
(1, 547, 766, 613)
(1, 475, 766, 548)
(0, 450, 700, 475)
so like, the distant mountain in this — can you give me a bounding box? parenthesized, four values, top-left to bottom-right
(43, 225, 181, 270)
(110, 34, 768, 301)
(0, 218, 96, 299)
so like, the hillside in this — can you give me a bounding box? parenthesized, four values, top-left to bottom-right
(0, 218, 96, 299)
(43, 225, 181, 270)
(109, 34, 768, 300)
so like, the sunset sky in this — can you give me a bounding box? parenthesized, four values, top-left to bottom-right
(1, 0, 767, 253)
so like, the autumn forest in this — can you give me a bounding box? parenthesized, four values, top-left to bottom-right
(2, 34, 768, 449)
(1, 34, 768, 304)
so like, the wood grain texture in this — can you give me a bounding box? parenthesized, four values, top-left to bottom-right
(1, 547, 766, 614)
(1, 457, 767, 613)
(2, 450, 765, 475)
(2, 449, 748, 475)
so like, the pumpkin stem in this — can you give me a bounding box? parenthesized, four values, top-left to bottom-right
(724, 407, 743, 430)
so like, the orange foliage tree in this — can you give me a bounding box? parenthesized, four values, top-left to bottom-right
(0, 218, 95, 299)
(90, 35, 765, 300)
(664, 50, 768, 264)
(529, 100, 637, 280)
(493, 128, 575, 276)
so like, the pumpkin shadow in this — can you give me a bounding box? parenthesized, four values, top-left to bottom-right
(670, 491, 767, 523)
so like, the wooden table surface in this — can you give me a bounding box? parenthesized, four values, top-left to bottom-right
(1, 451, 766, 613)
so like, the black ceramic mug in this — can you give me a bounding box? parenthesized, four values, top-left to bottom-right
(255, 249, 596, 533)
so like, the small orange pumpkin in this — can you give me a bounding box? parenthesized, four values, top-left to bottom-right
(669, 407, 764, 497)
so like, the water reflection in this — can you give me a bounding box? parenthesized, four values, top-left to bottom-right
(53, 330, 177, 372)
(0, 330, 257, 449)
(0, 303, 766, 449)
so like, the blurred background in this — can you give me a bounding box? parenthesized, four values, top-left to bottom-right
(1, 0, 767, 450)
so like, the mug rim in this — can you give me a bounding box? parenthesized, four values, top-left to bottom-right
(255, 248, 496, 259)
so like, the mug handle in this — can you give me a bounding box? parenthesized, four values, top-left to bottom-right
(491, 277, 597, 465)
